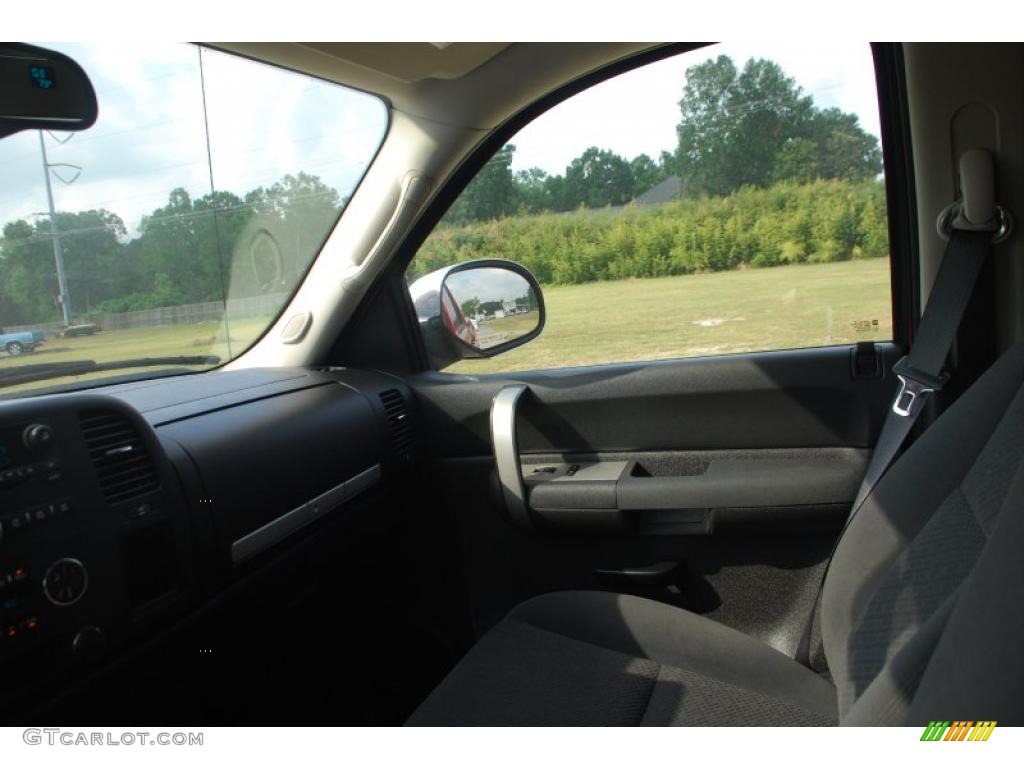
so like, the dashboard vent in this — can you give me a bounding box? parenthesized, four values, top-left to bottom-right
(79, 410, 159, 505)
(379, 389, 414, 462)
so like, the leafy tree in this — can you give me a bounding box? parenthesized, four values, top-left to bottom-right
(673, 55, 881, 195)
(138, 188, 219, 305)
(514, 168, 552, 214)
(445, 144, 519, 224)
(237, 172, 341, 294)
(0, 210, 127, 322)
(773, 137, 819, 184)
(674, 56, 814, 195)
(563, 147, 635, 208)
(808, 108, 883, 181)
(541, 174, 571, 212)
(629, 154, 665, 197)
(0, 219, 58, 322)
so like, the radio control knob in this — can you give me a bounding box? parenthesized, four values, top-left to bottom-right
(43, 558, 88, 606)
(22, 423, 54, 453)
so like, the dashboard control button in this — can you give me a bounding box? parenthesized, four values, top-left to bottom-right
(0, 468, 27, 489)
(3, 625, 17, 640)
(39, 460, 63, 483)
(23, 617, 38, 631)
(43, 558, 88, 607)
(72, 625, 105, 661)
(22, 423, 55, 453)
(126, 502, 154, 519)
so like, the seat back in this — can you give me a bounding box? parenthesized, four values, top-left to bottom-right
(821, 342, 1024, 724)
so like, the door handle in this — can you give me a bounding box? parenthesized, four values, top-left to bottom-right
(490, 384, 531, 530)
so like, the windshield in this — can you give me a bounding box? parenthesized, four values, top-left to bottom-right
(0, 43, 388, 394)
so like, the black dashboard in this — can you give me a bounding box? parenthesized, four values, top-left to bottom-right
(0, 366, 417, 720)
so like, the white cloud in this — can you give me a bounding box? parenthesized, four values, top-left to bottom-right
(0, 43, 387, 237)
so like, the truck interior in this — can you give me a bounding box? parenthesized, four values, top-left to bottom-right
(0, 41, 1022, 726)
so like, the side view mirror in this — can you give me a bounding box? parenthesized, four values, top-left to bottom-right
(409, 259, 545, 370)
(0, 43, 98, 140)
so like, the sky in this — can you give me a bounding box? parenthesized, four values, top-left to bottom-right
(509, 41, 881, 175)
(0, 43, 388, 237)
(447, 267, 534, 304)
(0, 42, 880, 238)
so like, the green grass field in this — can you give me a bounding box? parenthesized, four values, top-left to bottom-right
(0, 318, 270, 394)
(0, 258, 892, 391)
(449, 258, 892, 374)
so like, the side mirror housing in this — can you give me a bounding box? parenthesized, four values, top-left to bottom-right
(409, 259, 545, 370)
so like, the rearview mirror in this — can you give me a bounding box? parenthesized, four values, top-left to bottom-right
(0, 43, 98, 139)
(409, 259, 545, 370)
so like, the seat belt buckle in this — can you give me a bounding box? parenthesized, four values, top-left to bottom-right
(892, 357, 947, 418)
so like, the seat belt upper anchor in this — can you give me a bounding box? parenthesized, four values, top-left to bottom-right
(892, 356, 948, 418)
(936, 149, 1014, 245)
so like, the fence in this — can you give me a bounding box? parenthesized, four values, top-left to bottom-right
(3, 293, 289, 336)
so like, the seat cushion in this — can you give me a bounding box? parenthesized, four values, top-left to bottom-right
(407, 591, 837, 726)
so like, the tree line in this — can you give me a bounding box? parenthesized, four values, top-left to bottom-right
(0, 172, 341, 324)
(443, 54, 882, 224)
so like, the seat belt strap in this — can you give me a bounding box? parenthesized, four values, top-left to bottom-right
(793, 230, 992, 670)
(850, 148, 1013, 516)
(848, 228, 992, 514)
(794, 152, 1014, 668)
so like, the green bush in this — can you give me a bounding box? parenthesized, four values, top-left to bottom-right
(411, 178, 890, 285)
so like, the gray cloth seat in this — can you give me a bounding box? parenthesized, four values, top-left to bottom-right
(407, 591, 838, 726)
(410, 342, 1024, 726)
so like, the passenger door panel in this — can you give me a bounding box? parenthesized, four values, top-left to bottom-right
(408, 343, 900, 654)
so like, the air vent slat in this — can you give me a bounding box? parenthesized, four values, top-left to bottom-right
(379, 389, 414, 461)
(95, 460, 156, 484)
(87, 439, 143, 457)
(81, 430, 132, 441)
(79, 409, 159, 506)
(102, 475, 160, 497)
(94, 455, 148, 472)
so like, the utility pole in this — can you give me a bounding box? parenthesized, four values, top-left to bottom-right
(38, 130, 78, 326)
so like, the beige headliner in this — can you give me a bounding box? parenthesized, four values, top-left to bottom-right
(300, 42, 511, 83)
(214, 42, 662, 129)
